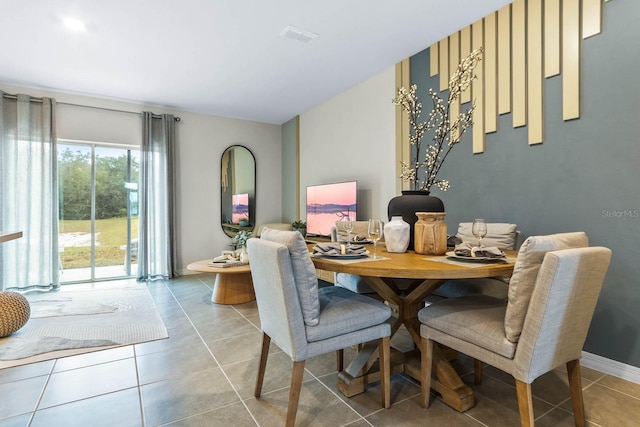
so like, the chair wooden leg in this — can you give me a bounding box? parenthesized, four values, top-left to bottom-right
(515, 379, 534, 427)
(337, 349, 344, 372)
(474, 359, 483, 385)
(379, 336, 391, 409)
(286, 360, 306, 427)
(255, 333, 271, 397)
(420, 337, 434, 408)
(567, 359, 586, 427)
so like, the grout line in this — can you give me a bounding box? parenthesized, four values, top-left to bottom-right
(304, 369, 372, 424)
(31, 363, 55, 415)
(461, 412, 490, 427)
(158, 278, 261, 426)
(587, 379, 640, 401)
(132, 344, 146, 427)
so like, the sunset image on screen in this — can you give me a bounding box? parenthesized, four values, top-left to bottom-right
(306, 181, 356, 236)
(232, 193, 249, 223)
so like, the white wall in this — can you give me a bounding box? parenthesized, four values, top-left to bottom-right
(299, 66, 397, 223)
(1, 84, 282, 275)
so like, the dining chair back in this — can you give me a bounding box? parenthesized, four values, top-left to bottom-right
(331, 220, 385, 243)
(248, 229, 392, 426)
(418, 241, 611, 426)
(254, 223, 292, 237)
(432, 222, 520, 300)
(456, 222, 520, 250)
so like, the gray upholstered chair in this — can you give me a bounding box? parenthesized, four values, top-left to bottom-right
(254, 222, 292, 237)
(432, 222, 520, 300)
(418, 233, 611, 427)
(248, 229, 392, 426)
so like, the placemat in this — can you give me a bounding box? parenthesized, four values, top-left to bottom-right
(426, 255, 517, 268)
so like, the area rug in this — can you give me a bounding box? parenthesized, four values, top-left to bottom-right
(0, 282, 168, 369)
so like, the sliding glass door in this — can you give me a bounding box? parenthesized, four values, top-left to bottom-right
(58, 141, 139, 283)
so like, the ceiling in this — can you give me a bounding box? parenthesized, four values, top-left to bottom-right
(0, 0, 511, 124)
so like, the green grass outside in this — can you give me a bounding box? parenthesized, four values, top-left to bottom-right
(60, 217, 138, 268)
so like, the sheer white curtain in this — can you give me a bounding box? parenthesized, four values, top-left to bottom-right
(0, 92, 59, 291)
(137, 112, 177, 280)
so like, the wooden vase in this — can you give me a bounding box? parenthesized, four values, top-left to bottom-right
(414, 212, 447, 255)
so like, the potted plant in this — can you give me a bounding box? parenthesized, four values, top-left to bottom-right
(389, 47, 483, 250)
(292, 220, 307, 237)
(231, 230, 251, 249)
(393, 47, 483, 193)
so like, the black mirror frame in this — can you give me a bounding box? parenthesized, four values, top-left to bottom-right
(220, 145, 256, 238)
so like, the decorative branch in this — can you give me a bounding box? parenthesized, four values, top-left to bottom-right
(393, 47, 483, 192)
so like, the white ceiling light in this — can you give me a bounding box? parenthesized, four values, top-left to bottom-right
(279, 25, 318, 44)
(63, 17, 86, 32)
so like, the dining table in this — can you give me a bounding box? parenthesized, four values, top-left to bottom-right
(309, 243, 516, 412)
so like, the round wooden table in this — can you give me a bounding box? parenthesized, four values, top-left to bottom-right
(311, 245, 516, 412)
(186, 260, 255, 304)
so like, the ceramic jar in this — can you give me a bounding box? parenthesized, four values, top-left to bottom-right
(384, 216, 410, 253)
(414, 212, 447, 255)
(240, 246, 250, 264)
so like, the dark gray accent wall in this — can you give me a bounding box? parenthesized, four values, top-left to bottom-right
(411, 1, 640, 368)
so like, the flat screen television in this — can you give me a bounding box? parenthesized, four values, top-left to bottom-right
(306, 181, 357, 237)
(232, 193, 249, 224)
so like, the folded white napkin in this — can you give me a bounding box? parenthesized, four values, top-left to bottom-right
(313, 243, 367, 256)
(454, 242, 505, 258)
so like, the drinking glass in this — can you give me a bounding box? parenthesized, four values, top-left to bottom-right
(368, 219, 383, 259)
(342, 217, 354, 248)
(472, 218, 488, 247)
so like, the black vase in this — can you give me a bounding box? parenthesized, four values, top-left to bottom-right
(387, 190, 445, 251)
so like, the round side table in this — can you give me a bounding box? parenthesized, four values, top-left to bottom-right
(187, 259, 255, 304)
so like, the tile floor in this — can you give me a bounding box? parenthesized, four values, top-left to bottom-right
(1, 275, 639, 426)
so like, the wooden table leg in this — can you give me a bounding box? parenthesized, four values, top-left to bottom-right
(336, 276, 475, 412)
(402, 344, 475, 411)
(211, 272, 255, 304)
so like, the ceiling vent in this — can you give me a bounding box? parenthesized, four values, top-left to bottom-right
(279, 25, 318, 44)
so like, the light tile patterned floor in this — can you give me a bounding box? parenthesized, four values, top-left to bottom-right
(1, 275, 639, 426)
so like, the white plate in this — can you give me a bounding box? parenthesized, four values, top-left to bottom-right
(445, 251, 506, 262)
(317, 251, 369, 259)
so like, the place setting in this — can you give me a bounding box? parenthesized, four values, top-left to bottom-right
(311, 218, 388, 262)
(444, 219, 507, 264)
(311, 242, 369, 259)
(446, 242, 507, 263)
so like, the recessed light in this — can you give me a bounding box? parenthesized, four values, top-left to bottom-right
(63, 17, 86, 32)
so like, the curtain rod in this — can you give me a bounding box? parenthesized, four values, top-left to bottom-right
(1, 93, 181, 122)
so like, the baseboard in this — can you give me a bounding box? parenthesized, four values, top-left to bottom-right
(581, 351, 640, 385)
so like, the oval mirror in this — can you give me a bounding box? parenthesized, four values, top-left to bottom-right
(221, 145, 256, 237)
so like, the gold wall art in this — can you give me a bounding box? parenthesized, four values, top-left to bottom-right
(395, 58, 412, 193)
(400, 0, 610, 153)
